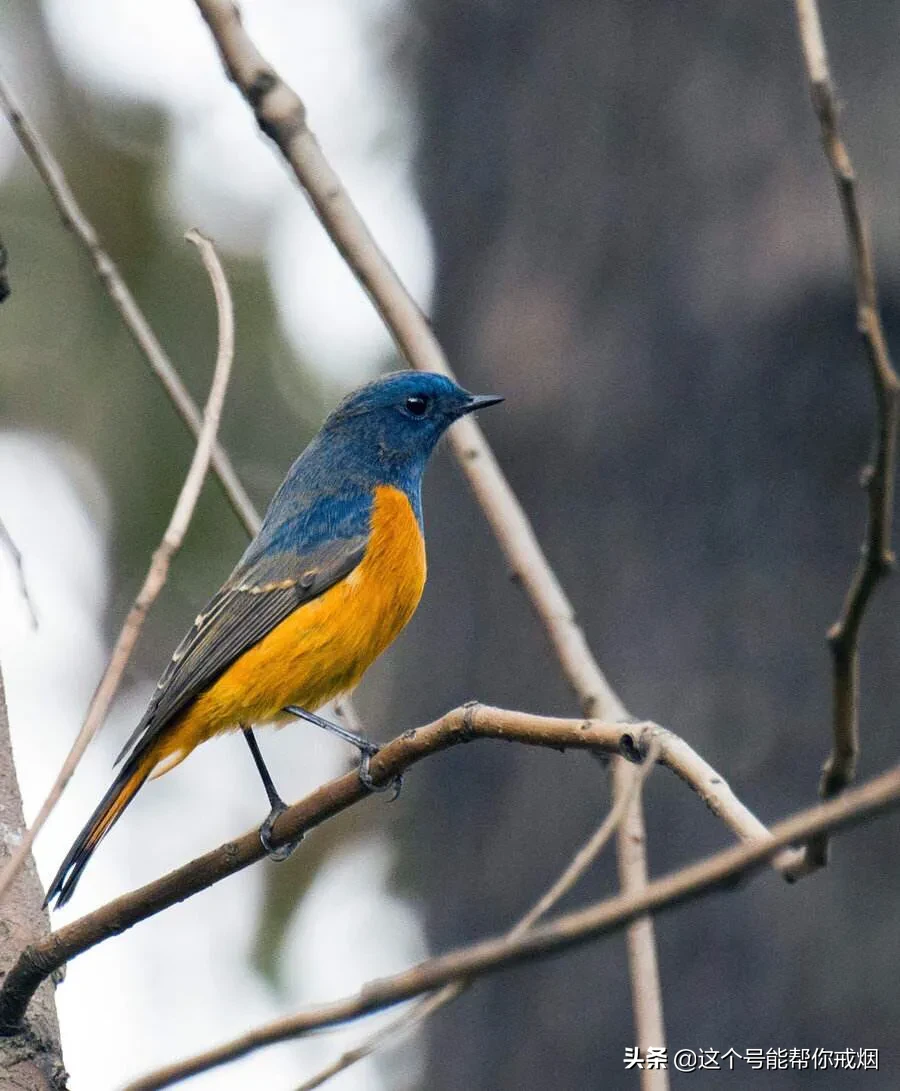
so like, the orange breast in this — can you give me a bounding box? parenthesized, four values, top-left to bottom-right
(154, 486, 426, 769)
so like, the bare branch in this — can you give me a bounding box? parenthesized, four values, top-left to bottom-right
(790, 0, 900, 875)
(124, 758, 900, 1091)
(0, 705, 788, 1029)
(0, 69, 260, 538)
(192, 0, 665, 1055)
(612, 758, 666, 1088)
(0, 516, 37, 628)
(0, 231, 235, 908)
(293, 738, 663, 1091)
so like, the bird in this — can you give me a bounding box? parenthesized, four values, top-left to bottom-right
(45, 370, 502, 908)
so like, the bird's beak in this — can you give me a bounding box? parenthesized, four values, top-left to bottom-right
(461, 393, 504, 415)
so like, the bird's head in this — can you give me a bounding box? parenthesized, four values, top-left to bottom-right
(322, 371, 503, 474)
(253, 371, 503, 546)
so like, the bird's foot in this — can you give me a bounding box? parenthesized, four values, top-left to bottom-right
(358, 744, 403, 801)
(259, 800, 303, 862)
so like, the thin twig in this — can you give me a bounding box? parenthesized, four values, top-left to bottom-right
(0, 69, 260, 538)
(293, 737, 663, 1091)
(0, 516, 37, 628)
(192, 0, 666, 1066)
(0, 230, 235, 909)
(123, 758, 900, 1091)
(0, 706, 789, 1030)
(790, 0, 900, 875)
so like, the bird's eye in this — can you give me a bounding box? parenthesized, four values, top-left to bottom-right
(404, 395, 430, 417)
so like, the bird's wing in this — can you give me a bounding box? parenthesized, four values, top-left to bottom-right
(116, 531, 368, 765)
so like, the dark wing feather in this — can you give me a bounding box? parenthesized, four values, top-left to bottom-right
(116, 535, 368, 764)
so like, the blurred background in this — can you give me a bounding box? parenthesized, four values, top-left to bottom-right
(1, 1, 899, 1088)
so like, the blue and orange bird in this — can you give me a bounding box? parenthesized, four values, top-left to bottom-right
(45, 371, 502, 908)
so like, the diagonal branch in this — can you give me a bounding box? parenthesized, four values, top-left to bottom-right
(790, 0, 900, 875)
(124, 758, 900, 1091)
(293, 737, 662, 1091)
(190, 0, 621, 722)
(0, 705, 789, 1031)
(191, 0, 666, 1068)
(0, 69, 260, 539)
(0, 231, 235, 909)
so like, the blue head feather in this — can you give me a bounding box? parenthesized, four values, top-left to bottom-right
(244, 371, 501, 562)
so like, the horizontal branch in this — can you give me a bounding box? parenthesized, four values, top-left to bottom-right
(0, 704, 783, 1029)
(126, 758, 900, 1089)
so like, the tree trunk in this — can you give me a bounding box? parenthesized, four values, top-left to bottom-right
(0, 665, 66, 1089)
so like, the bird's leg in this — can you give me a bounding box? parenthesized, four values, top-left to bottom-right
(242, 727, 302, 861)
(282, 705, 402, 800)
(283, 704, 376, 752)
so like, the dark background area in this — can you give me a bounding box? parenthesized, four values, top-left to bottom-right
(393, 2, 900, 1088)
(1, 1, 898, 1088)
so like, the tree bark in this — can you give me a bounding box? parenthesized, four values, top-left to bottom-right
(0, 665, 66, 1089)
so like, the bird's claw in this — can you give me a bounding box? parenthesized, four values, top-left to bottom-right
(259, 801, 303, 861)
(358, 746, 403, 801)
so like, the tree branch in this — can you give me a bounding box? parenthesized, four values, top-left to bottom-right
(0, 705, 782, 1030)
(0, 69, 260, 539)
(124, 758, 900, 1091)
(293, 737, 662, 1091)
(790, 0, 900, 875)
(0, 230, 235, 908)
(191, 0, 667, 1062)
(612, 758, 666, 1089)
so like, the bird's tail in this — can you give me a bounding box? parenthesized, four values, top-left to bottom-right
(44, 748, 158, 910)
